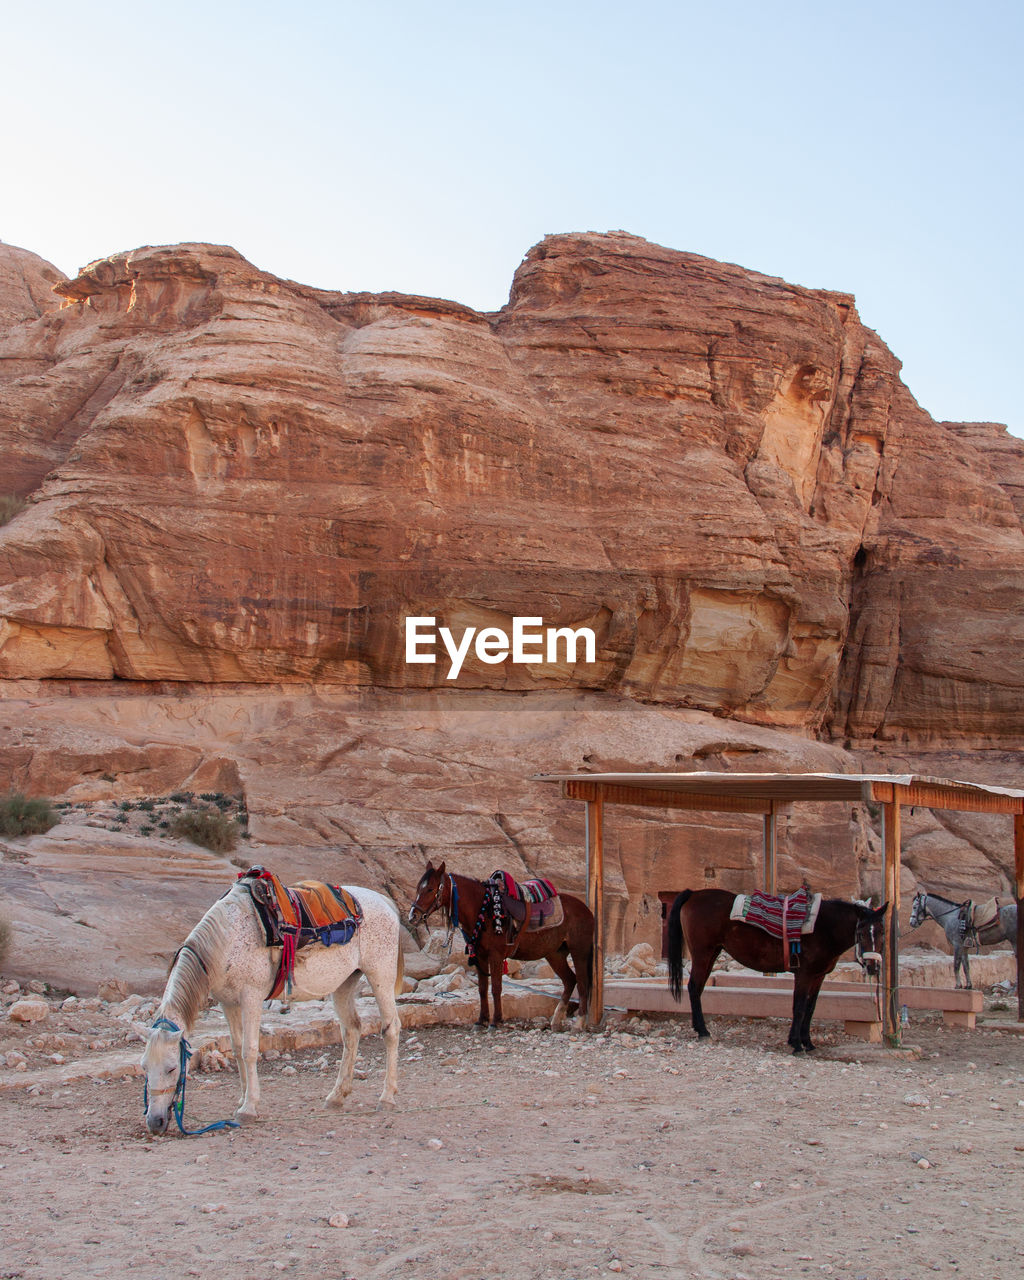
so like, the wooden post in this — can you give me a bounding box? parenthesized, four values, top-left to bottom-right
(586, 791, 605, 1029)
(763, 802, 778, 895)
(882, 796, 902, 1044)
(1015, 812, 1024, 1023)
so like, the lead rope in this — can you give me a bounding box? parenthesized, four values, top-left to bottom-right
(144, 1017, 240, 1136)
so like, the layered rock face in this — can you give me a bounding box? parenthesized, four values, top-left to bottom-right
(1, 233, 1022, 983)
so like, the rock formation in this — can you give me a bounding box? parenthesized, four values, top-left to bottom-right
(1, 232, 1021, 986)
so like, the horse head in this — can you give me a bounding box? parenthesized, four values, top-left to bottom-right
(408, 860, 447, 926)
(908, 890, 928, 930)
(133, 1016, 187, 1135)
(853, 902, 888, 977)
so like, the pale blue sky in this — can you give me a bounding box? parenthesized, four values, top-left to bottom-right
(3, 1, 1021, 434)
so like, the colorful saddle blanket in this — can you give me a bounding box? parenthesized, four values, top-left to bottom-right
(729, 886, 822, 939)
(490, 870, 564, 933)
(238, 866, 363, 999)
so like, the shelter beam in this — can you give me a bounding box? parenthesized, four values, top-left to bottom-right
(882, 797, 902, 1044)
(1016, 813, 1024, 1022)
(586, 793, 605, 1029)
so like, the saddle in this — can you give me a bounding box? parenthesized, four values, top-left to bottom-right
(489, 870, 564, 939)
(237, 866, 363, 999)
(729, 885, 823, 970)
(958, 896, 1000, 942)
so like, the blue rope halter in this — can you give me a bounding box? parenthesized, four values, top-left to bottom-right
(143, 1017, 239, 1136)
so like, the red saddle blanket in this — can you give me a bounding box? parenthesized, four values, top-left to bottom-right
(729, 886, 822, 939)
(489, 870, 564, 932)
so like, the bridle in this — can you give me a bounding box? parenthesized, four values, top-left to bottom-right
(142, 1016, 238, 1137)
(409, 872, 460, 955)
(409, 873, 454, 927)
(853, 914, 884, 973)
(907, 890, 958, 932)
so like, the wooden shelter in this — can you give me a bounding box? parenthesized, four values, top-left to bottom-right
(534, 771, 1024, 1039)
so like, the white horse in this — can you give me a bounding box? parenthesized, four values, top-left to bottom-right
(134, 880, 404, 1134)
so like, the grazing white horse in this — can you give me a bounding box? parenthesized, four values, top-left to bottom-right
(135, 880, 404, 1134)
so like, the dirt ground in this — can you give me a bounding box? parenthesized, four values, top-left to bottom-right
(2, 999, 1024, 1280)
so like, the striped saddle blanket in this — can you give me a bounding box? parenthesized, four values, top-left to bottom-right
(490, 870, 564, 932)
(238, 866, 363, 999)
(729, 886, 822, 939)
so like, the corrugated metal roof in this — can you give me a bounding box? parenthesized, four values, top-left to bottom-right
(533, 771, 1024, 806)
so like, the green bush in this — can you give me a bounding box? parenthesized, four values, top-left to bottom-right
(0, 495, 26, 527)
(0, 792, 59, 837)
(167, 806, 239, 853)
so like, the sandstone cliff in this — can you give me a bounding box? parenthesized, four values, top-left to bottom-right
(1, 233, 1021, 986)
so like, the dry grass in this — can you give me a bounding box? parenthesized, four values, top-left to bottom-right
(167, 806, 239, 853)
(0, 792, 59, 837)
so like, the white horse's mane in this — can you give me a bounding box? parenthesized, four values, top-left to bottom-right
(162, 895, 232, 1028)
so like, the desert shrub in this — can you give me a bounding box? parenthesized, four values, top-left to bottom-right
(0, 495, 26, 527)
(0, 792, 59, 837)
(0, 914, 11, 968)
(168, 806, 239, 853)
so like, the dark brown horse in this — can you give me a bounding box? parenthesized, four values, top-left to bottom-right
(667, 888, 888, 1053)
(408, 861, 595, 1030)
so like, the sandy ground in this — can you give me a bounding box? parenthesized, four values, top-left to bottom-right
(2, 996, 1024, 1280)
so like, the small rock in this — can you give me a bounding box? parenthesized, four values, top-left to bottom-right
(427, 1138, 444, 1150)
(281, 1065, 297, 1076)
(201, 1202, 227, 1213)
(97, 979, 128, 1002)
(903, 1094, 930, 1108)
(608, 1262, 623, 1273)
(8, 998, 48, 1024)
(328, 1213, 350, 1228)
(916, 1158, 931, 1169)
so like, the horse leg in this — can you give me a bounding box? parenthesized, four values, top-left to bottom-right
(963, 944, 972, 990)
(220, 1000, 245, 1109)
(791, 974, 824, 1053)
(235, 991, 264, 1123)
(546, 947, 577, 1032)
(953, 942, 970, 989)
(360, 964, 401, 1110)
(475, 961, 491, 1026)
(687, 946, 719, 1039)
(568, 937, 594, 1029)
(491, 954, 504, 1026)
(325, 971, 363, 1109)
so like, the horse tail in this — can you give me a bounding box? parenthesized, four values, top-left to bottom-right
(667, 890, 693, 1002)
(394, 944, 405, 998)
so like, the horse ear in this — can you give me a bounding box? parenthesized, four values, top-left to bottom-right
(130, 1020, 152, 1041)
(425, 859, 434, 872)
(437, 860, 446, 877)
(875, 901, 890, 918)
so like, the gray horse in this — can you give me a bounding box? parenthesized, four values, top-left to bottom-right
(909, 889, 1017, 989)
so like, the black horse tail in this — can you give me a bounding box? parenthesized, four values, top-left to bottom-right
(667, 890, 693, 1002)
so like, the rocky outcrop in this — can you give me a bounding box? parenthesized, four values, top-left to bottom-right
(1, 232, 1022, 981)
(1, 233, 1020, 740)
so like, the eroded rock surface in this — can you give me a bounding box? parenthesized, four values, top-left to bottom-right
(1, 232, 1022, 982)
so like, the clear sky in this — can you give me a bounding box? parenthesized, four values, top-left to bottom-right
(3, 1, 1021, 435)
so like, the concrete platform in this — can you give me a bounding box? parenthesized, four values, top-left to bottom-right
(604, 973, 983, 1029)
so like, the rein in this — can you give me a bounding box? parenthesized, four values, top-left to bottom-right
(143, 1017, 240, 1137)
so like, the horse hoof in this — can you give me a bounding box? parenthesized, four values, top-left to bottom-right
(233, 1108, 260, 1124)
(375, 1096, 397, 1111)
(791, 1045, 804, 1055)
(324, 1093, 348, 1110)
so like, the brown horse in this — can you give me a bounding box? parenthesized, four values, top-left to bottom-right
(667, 888, 888, 1053)
(408, 861, 595, 1030)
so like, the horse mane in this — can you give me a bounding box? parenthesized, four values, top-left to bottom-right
(161, 897, 231, 1029)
